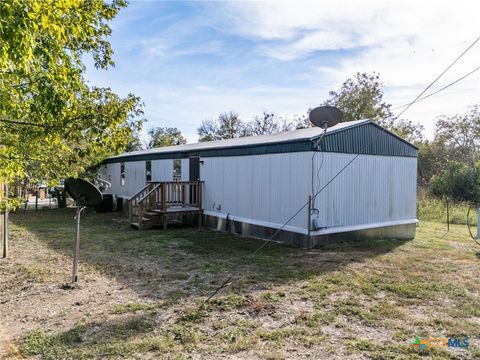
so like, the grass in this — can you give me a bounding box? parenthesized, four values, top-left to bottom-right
(110, 302, 160, 314)
(417, 194, 477, 225)
(0, 208, 478, 359)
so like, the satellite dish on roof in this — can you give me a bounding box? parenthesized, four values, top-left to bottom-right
(64, 178, 103, 284)
(309, 106, 343, 128)
(65, 178, 103, 207)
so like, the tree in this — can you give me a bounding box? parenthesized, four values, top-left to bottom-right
(434, 105, 480, 165)
(430, 161, 480, 203)
(125, 131, 143, 152)
(325, 72, 392, 122)
(293, 113, 312, 130)
(244, 112, 294, 135)
(323, 72, 423, 142)
(198, 111, 245, 141)
(416, 106, 480, 190)
(148, 127, 187, 148)
(0, 0, 143, 186)
(416, 140, 451, 188)
(387, 118, 424, 144)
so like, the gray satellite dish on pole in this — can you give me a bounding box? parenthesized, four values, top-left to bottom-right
(309, 106, 343, 128)
(308, 106, 343, 225)
(65, 178, 103, 283)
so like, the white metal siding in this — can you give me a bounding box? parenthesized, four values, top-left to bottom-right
(151, 159, 173, 182)
(104, 162, 120, 195)
(202, 152, 312, 232)
(104, 159, 179, 198)
(103, 161, 145, 198)
(126, 161, 146, 197)
(312, 153, 416, 228)
(101, 151, 416, 233)
(181, 158, 189, 181)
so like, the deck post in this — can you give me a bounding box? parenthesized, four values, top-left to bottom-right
(138, 202, 144, 229)
(198, 182, 202, 209)
(197, 182, 202, 228)
(161, 183, 167, 230)
(128, 199, 132, 224)
(130, 181, 204, 231)
(161, 183, 167, 212)
(181, 183, 185, 207)
(163, 214, 168, 230)
(149, 187, 154, 210)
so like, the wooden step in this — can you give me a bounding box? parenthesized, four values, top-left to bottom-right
(144, 212, 159, 217)
(131, 219, 155, 230)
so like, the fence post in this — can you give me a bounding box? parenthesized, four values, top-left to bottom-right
(446, 197, 449, 232)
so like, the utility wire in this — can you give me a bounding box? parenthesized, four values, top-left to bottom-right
(202, 37, 480, 304)
(200, 151, 360, 306)
(466, 206, 480, 247)
(392, 64, 480, 111)
(395, 36, 480, 119)
(253, 153, 360, 255)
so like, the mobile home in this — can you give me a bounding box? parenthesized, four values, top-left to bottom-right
(98, 119, 418, 248)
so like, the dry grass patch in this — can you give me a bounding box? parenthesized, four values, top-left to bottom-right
(0, 210, 478, 359)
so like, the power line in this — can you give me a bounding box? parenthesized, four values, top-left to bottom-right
(392, 64, 480, 111)
(200, 150, 361, 306)
(395, 36, 480, 119)
(466, 206, 480, 247)
(203, 37, 480, 304)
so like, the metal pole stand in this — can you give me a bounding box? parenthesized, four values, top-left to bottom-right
(477, 208, 480, 240)
(2, 184, 9, 259)
(71, 206, 85, 283)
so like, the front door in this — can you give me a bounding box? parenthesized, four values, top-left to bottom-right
(189, 156, 200, 181)
(189, 156, 200, 205)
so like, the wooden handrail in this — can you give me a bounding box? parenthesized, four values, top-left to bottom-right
(129, 181, 203, 227)
(129, 181, 160, 201)
(138, 183, 161, 203)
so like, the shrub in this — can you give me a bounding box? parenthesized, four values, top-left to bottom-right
(430, 161, 480, 203)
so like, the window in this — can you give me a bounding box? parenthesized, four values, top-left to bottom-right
(120, 162, 125, 186)
(173, 159, 181, 181)
(145, 160, 152, 183)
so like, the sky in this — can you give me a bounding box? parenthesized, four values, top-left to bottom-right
(84, 0, 480, 143)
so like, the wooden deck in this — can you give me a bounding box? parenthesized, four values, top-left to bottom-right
(128, 181, 203, 230)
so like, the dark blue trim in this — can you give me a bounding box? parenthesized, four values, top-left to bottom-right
(103, 122, 417, 164)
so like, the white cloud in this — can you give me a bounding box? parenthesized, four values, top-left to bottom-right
(136, 84, 323, 142)
(206, 0, 480, 137)
(86, 1, 480, 142)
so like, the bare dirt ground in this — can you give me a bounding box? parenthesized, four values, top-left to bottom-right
(0, 209, 479, 359)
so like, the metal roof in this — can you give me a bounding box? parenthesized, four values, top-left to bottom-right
(104, 120, 417, 163)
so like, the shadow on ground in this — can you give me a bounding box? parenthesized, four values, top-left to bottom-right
(9, 209, 410, 302)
